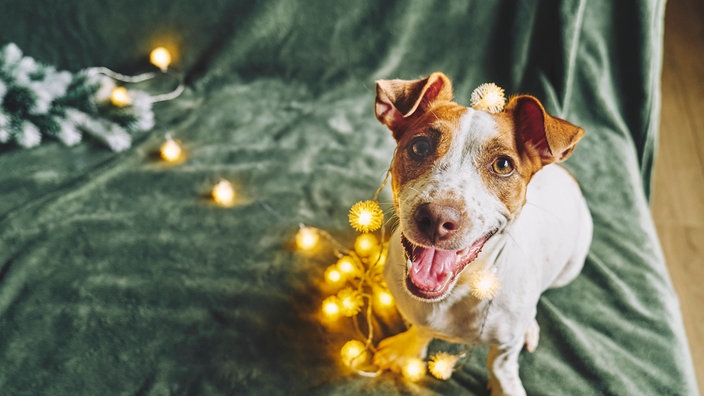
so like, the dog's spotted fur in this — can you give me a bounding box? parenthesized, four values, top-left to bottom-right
(372, 73, 592, 396)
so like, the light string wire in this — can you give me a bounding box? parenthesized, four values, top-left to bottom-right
(301, 164, 395, 378)
(93, 66, 185, 103)
(91, 67, 157, 83)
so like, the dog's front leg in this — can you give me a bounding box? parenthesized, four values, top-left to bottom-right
(487, 338, 526, 396)
(373, 326, 433, 373)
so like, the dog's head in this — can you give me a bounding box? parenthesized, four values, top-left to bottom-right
(375, 72, 585, 301)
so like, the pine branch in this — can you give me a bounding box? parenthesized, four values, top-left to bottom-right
(0, 43, 159, 152)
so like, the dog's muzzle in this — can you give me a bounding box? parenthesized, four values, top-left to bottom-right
(402, 231, 495, 300)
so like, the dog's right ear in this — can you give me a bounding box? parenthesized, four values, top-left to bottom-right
(375, 72, 453, 140)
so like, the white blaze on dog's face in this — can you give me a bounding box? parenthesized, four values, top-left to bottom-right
(375, 72, 585, 301)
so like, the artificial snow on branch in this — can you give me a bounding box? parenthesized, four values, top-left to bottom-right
(0, 43, 180, 152)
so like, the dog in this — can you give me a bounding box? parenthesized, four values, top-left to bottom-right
(371, 72, 592, 396)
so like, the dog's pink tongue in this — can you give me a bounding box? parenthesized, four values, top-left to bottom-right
(410, 246, 457, 291)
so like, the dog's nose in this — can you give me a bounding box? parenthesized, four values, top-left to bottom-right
(413, 203, 462, 242)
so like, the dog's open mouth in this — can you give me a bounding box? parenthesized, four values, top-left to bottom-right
(401, 232, 495, 300)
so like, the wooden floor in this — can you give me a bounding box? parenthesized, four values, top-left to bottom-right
(651, 0, 704, 392)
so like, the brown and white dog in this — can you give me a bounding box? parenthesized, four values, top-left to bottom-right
(372, 72, 592, 395)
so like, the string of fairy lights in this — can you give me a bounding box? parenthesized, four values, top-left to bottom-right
(106, 46, 240, 206)
(107, 47, 183, 106)
(295, 200, 470, 382)
(122, 45, 507, 383)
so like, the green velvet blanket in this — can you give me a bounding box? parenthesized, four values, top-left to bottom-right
(0, 0, 698, 394)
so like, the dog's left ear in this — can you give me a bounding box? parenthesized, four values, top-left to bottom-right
(507, 95, 585, 164)
(375, 72, 453, 140)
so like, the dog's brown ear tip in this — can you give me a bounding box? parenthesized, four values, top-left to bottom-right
(426, 72, 452, 91)
(375, 80, 390, 96)
(373, 73, 454, 134)
(426, 71, 447, 82)
(374, 100, 391, 119)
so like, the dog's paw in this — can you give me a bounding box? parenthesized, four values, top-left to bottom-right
(373, 327, 430, 372)
(524, 319, 540, 353)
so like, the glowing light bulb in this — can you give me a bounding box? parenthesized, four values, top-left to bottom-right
(428, 352, 459, 380)
(322, 296, 341, 320)
(211, 180, 236, 207)
(401, 357, 427, 382)
(160, 137, 183, 162)
(375, 289, 394, 308)
(468, 269, 501, 300)
(150, 47, 172, 71)
(295, 227, 319, 251)
(354, 233, 379, 257)
(340, 340, 368, 368)
(336, 256, 356, 276)
(110, 86, 131, 107)
(337, 287, 363, 317)
(348, 200, 384, 232)
(324, 265, 343, 286)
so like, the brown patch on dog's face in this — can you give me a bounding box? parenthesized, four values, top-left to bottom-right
(472, 112, 542, 217)
(375, 74, 586, 249)
(389, 102, 468, 208)
(474, 116, 526, 217)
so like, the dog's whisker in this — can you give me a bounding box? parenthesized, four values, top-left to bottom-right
(505, 230, 531, 263)
(407, 186, 423, 195)
(524, 201, 561, 222)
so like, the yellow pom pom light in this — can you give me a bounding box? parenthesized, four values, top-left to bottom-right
(337, 287, 364, 317)
(150, 46, 172, 71)
(348, 200, 384, 232)
(110, 86, 131, 107)
(468, 269, 501, 300)
(322, 296, 341, 320)
(374, 288, 394, 308)
(340, 340, 369, 368)
(336, 255, 357, 277)
(470, 82, 506, 113)
(428, 352, 459, 380)
(354, 233, 379, 257)
(324, 265, 344, 286)
(295, 226, 319, 251)
(160, 136, 183, 162)
(401, 358, 427, 382)
(211, 180, 236, 207)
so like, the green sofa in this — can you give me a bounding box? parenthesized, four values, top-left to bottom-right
(0, 0, 698, 394)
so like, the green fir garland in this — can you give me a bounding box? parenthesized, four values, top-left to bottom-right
(0, 43, 157, 152)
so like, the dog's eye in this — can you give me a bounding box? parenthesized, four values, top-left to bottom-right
(492, 157, 514, 175)
(408, 137, 432, 160)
